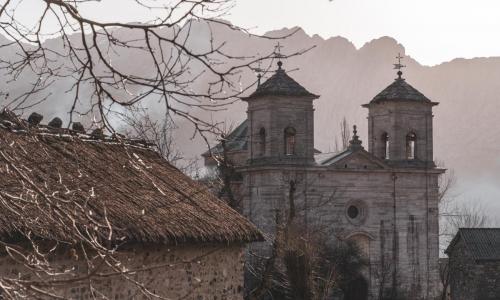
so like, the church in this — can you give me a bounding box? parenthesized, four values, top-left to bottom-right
(204, 57, 444, 299)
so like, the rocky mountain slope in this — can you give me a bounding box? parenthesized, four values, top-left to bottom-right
(1, 20, 499, 215)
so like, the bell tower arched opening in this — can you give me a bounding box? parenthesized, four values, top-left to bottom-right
(284, 127, 296, 156)
(406, 132, 417, 160)
(382, 132, 390, 159)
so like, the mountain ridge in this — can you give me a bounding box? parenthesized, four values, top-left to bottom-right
(0, 21, 499, 215)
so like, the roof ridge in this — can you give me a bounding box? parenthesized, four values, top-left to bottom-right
(459, 227, 500, 230)
(0, 113, 155, 150)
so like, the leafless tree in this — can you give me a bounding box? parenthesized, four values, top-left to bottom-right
(438, 165, 490, 248)
(122, 107, 182, 163)
(121, 106, 201, 175)
(448, 202, 490, 230)
(334, 116, 350, 152)
(439, 258, 450, 300)
(216, 132, 239, 207)
(0, 0, 311, 142)
(195, 122, 242, 209)
(372, 259, 393, 300)
(438, 202, 491, 300)
(437, 166, 456, 204)
(434, 163, 493, 300)
(439, 194, 491, 299)
(0, 1, 316, 298)
(247, 177, 367, 300)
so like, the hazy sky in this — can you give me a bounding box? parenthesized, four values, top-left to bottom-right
(226, 0, 500, 66)
(10, 0, 500, 65)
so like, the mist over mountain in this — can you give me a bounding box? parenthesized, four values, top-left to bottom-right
(1, 20, 499, 216)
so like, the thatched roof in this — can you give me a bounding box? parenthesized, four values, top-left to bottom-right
(0, 110, 262, 245)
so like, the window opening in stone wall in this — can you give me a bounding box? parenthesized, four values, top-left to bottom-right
(347, 205, 359, 219)
(259, 127, 266, 156)
(284, 127, 296, 156)
(406, 132, 417, 159)
(382, 132, 390, 159)
(349, 235, 370, 259)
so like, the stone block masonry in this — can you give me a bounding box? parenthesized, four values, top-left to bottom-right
(0, 244, 245, 300)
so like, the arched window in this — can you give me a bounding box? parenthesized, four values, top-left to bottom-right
(348, 234, 370, 258)
(284, 127, 296, 156)
(382, 132, 389, 159)
(406, 132, 417, 159)
(259, 127, 266, 156)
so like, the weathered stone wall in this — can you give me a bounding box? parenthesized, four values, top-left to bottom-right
(242, 166, 441, 300)
(0, 243, 245, 299)
(449, 240, 500, 300)
(476, 261, 500, 300)
(448, 240, 477, 300)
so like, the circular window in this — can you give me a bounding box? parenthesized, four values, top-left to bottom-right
(347, 205, 359, 219)
(345, 200, 367, 225)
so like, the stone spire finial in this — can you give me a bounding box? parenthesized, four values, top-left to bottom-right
(348, 125, 363, 150)
(394, 53, 406, 80)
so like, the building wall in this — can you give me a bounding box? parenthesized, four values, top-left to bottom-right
(448, 240, 478, 300)
(0, 243, 245, 299)
(449, 240, 500, 300)
(242, 166, 441, 300)
(475, 261, 500, 300)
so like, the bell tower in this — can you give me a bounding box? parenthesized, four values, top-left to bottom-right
(362, 54, 438, 168)
(242, 61, 319, 166)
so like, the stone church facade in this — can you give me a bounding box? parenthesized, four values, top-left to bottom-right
(204, 60, 444, 299)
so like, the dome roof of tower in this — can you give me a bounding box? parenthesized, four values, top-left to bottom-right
(245, 62, 318, 99)
(370, 76, 432, 104)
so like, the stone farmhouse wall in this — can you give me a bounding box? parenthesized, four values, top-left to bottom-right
(0, 243, 245, 300)
(242, 166, 440, 300)
(475, 261, 500, 299)
(449, 240, 500, 300)
(448, 241, 475, 300)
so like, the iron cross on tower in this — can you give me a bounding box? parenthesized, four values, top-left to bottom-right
(274, 42, 284, 69)
(394, 53, 406, 79)
(254, 53, 264, 86)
